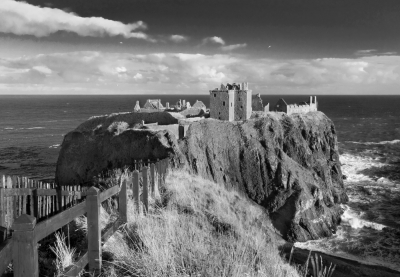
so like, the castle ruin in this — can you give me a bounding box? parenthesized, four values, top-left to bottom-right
(209, 82, 252, 121)
(273, 96, 317, 115)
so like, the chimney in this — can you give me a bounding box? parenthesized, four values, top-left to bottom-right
(310, 96, 313, 104)
(166, 102, 169, 109)
(183, 100, 186, 107)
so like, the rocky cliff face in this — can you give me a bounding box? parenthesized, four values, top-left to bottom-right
(180, 111, 348, 241)
(56, 110, 347, 242)
(56, 112, 186, 187)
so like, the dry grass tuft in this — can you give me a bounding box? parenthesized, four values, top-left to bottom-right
(50, 232, 76, 275)
(102, 169, 300, 277)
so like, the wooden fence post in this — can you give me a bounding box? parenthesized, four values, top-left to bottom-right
(0, 188, 5, 228)
(86, 187, 101, 274)
(119, 180, 128, 223)
(162, 159, 168, 184)
(12, 214, 39, 277)
(32, 189, 39, 219)
(132, 171, 140, 213)
(150, 163, 155, 198)
(157, 160, 161, 194)
(142, 166, 149, 214)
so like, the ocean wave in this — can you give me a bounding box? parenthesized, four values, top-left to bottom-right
(25, 127, 45, 130)
(341, 205, 386, 231)
(4, 127, 14, 130)
(49, 144, 60, 149)
(345, 139, 400, 145)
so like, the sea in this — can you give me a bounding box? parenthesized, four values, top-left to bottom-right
(1, 95, 400, 271)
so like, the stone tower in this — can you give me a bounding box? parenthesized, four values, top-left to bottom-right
(209, 82, 252, 121)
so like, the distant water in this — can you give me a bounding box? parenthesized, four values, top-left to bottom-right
(1, 94, 400, 269)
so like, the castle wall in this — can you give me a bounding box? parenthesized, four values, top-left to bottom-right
(234, 89, 252, 121)
(210, 90, 235, 121)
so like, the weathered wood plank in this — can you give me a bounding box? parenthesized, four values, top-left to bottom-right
(17, 177, 22, 218)
(0, 239, 13, 275)
(12, 176, 17, 219)
(22, 178, 27, 214)
(29, 180, 34, 216)
(12, 214, 39, 277)
(101, 219, 122, 245)
(150, 163, 155, 197)
(0, 188, 5, 228)
(35, 201, 86, 241)
(119, 180, 127, 223)
(142, 166, 149, 214)
(6, 176, 13, 230)
(132, 171, 140, 213)
(99, 186, 120, 203)
(38, 182, 42, 219)
(4, 188, 32, 197)
(87, 187, 101, 274)
(63, 253, 88, 277)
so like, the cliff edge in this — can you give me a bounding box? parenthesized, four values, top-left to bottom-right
(180, 111, 348, 241)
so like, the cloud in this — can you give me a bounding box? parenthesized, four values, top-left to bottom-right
(202, 36, 226, 45)
(0, 51, 399, 94)
(220, 43, 247, 51)
(169, 35, 188, 43)
(133, 73, 143, 80)
(355, 49, 377, 56)
(0, 0, 151, 40)
(201, 37, 247, 51)
(355, 49, 398, 57)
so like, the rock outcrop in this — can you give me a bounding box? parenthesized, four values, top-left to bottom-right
(56, 112, 185, 186)
(179, 111, 348, 241)
(56, 110, 347, 242)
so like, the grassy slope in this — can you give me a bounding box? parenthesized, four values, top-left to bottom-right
(101, 170, 300, 277)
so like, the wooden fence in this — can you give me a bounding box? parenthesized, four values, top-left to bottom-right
(0, 177, 86, 241)
(0, 158, 169, 277)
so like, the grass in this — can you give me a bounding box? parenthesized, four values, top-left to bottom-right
(99, 169, 301, 277)
(50, 232, 77, 276)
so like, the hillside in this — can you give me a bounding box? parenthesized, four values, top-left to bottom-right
(100, 169, 300, 277)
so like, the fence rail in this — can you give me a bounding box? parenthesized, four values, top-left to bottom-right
(0, 158, 169, 277)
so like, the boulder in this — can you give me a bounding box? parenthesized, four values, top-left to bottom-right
(179, 111, 348, 242)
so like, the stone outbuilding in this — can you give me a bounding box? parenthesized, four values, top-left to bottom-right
(273, 96, 317, 115)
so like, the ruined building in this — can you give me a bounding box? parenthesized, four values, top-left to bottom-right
(143, 99, 164, 110)
(273, 96, 317, 115)
(209, 82, 252, 121)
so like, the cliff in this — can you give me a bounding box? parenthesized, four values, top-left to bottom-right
(56, 112, 186, 186)
(179, 111, 348, 241)
(56, 110, 347, 241)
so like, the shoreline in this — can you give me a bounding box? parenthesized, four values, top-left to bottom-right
(280, 243, 400, 277)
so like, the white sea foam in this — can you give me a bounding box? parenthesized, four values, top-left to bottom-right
(49, 144, 60, 148)
(341, 205, 386, 231)
(26, 127, 45, 130)
(345, 139, 400, 145)
(4, 127, 14, 130)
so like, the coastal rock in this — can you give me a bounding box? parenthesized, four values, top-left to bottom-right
(56, 112, 185, 186)
(180, 111, 348, 241)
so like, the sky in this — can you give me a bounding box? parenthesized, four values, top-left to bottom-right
(0, 0, 399, 95)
